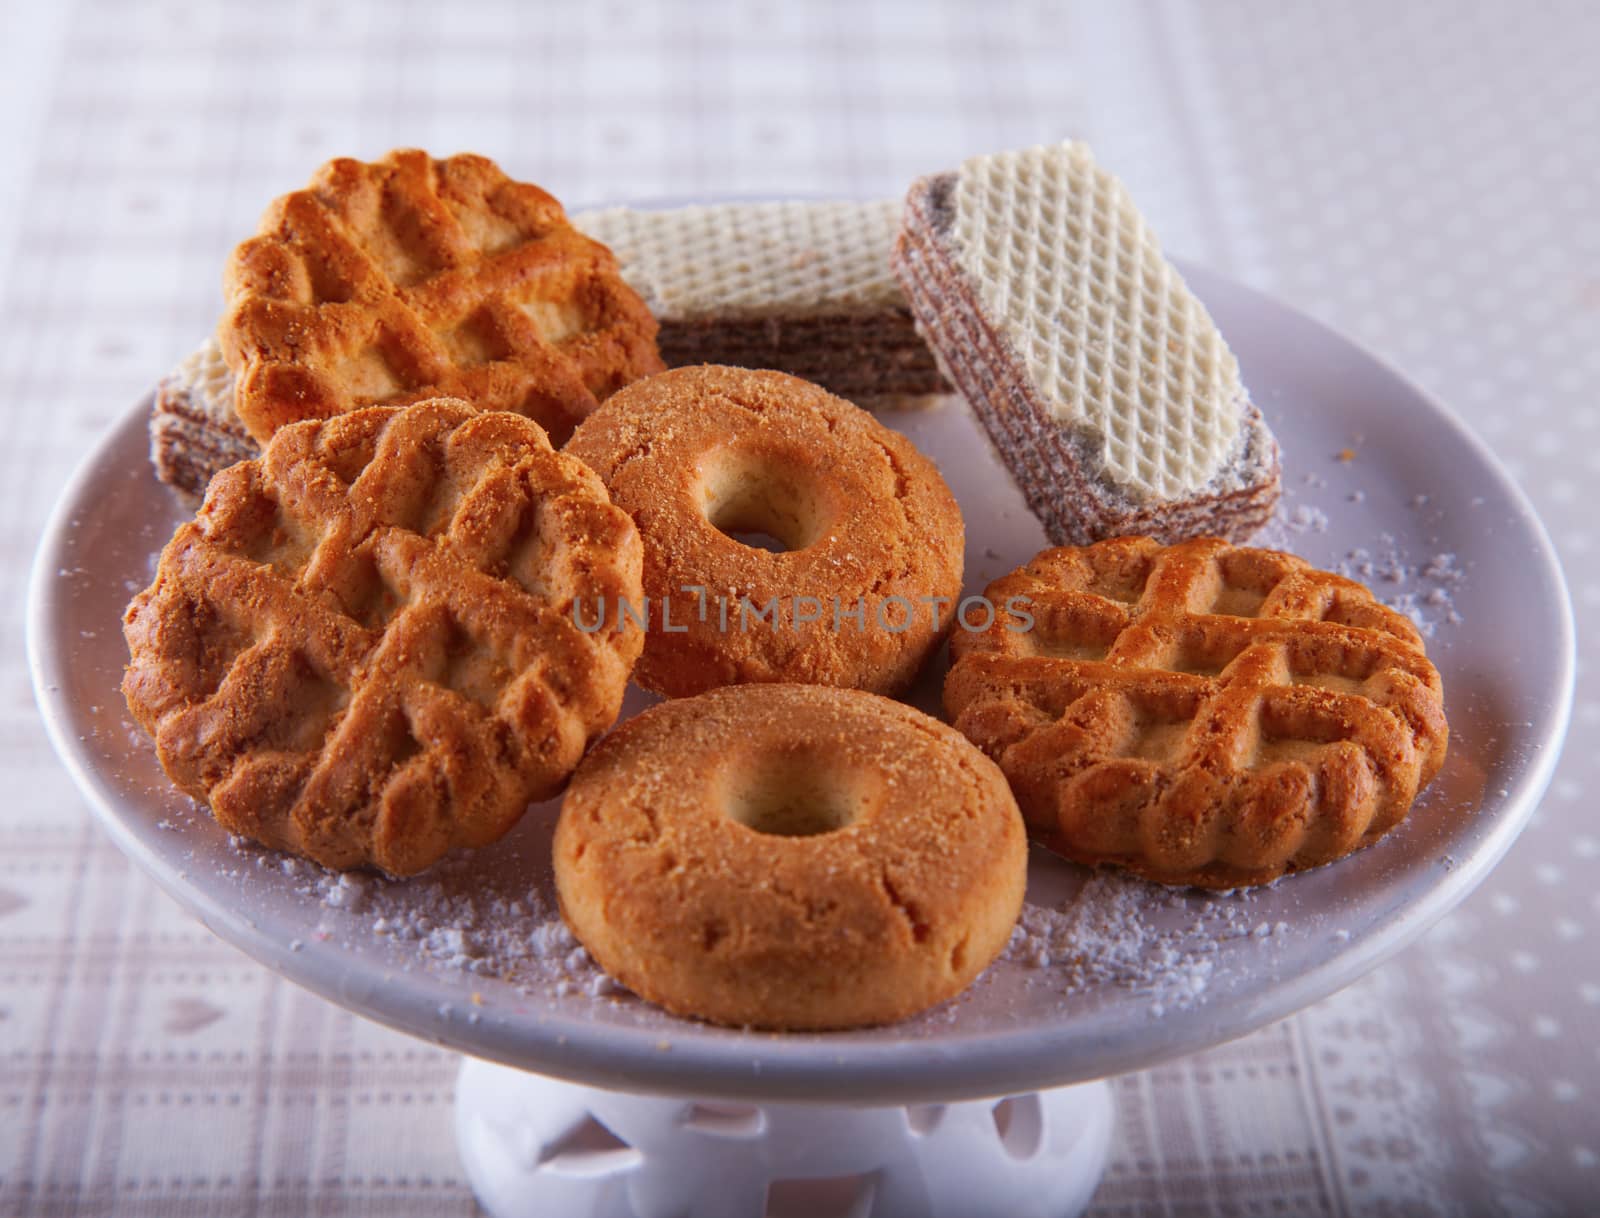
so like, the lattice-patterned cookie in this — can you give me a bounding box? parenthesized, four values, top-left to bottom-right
(219, 149, 663, 446)
(945, 537, 1447, 887)
(123, 399, 644, 875)
(892, 142, 1281, 545)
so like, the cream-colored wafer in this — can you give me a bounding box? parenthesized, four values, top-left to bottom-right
(893, 142, 1281, 545)
(577, 200, 908, 321)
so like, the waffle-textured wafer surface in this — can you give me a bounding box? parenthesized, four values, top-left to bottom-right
(952, 144, 1241, 498)
(123, 399, 644, 875)
(945, 537, 1448, 887)
(893, 143, 1281, 544)
(220, 150, 663, 446)
(577, 200, 908, 321)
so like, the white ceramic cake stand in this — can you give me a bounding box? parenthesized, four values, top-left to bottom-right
(30, 265, 1573, 1218)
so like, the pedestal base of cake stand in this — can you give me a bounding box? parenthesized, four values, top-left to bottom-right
(454, 1056, 1114, 1218)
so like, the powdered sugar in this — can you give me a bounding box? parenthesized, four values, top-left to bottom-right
(1335, 535, 1464, 637)
(1003, 874, 1277, 1016)
(1285, 504, 1329, 534)
(229, 838, 614, 998)
(1256, 475, 1466, 639)
(227, 831, 1286, 1021)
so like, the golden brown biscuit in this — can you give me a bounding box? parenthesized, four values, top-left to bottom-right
(945, 536, 1448, 888)
(219, 149, 664, 446)
(565, 366, 964, 698)
(554, 684, 1027, 1029)
(123, 399, 644, 875)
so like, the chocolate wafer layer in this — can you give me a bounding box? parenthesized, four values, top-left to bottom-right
(656, 312, 946, 400)
(150, 341, 260, 503)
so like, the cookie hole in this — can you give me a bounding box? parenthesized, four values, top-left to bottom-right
(332, 341, 405, 402)
(701, 449, 829, 553)
(180, 595, 254, 700)
(305, 253, 358, 305)
(330, 551, 402, 631)
(316, 417, 381, 487)
(1292, 670, 1369, 695)
(222, 490, 314, 577)
(495, 497, 559, 598)
(1079, 550, 1153, 604)
(1173, 652, 1225, 678)
(1027, 635, 1111, 661)
(445, 190, 528, 254)
(381, 710, 423, 770)
(1256, 736, 1328, 767)
(1126, 719, 1191, 762)
(416, 469, 478, 539)
(1324, 589, 1415, 641)
(368, 193, 453, 288)
(723, 751, 872, 838)
(949, 935, 970, 974)
(724, 528, 789, 554)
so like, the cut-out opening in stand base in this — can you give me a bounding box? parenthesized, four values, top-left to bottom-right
(454, 1056, 1114, 1218)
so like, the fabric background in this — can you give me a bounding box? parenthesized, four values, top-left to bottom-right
(1, 2, 1594, 1214)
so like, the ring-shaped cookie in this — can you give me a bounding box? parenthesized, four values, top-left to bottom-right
(553, 684, 1027, 1030)
(565, 365, 964, 697)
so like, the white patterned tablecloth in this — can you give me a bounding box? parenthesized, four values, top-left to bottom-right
(1, 2, 1594, 1214)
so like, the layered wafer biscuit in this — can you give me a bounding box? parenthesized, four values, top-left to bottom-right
(576, 200, 948, 403)
(892, 143, 1281, 545)
(150, 340, 258, 502)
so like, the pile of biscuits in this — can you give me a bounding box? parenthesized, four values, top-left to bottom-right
(123, 146, 1447, 1031)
